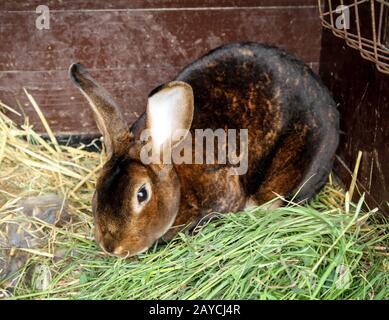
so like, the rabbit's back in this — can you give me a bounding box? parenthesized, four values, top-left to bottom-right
(175, 42, 339, 201)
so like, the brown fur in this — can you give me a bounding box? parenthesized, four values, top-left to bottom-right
(69, 42, 339, 257)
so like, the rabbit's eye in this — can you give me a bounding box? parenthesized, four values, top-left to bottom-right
(137, 185, 148, 204)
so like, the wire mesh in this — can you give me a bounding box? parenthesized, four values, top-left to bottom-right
(319, 0, 389, 75)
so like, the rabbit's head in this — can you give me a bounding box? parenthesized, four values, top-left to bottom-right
(69, 63, 194, 257)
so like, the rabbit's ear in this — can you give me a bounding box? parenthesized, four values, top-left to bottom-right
(69, 63, 132, 158)
(146, 81, 194, 152)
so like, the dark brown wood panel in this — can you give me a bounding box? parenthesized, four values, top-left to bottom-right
(320, 29, 389, 215)
(0, 67, 175, 134)
(0, 2, 322, 135)
(0, 9, 322, 71)
(1, 0, 318, 11)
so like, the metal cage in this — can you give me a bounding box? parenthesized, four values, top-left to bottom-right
(319, 0, 389, 74)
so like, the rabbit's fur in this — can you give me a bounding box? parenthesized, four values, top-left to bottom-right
(69, 42, 339, 257)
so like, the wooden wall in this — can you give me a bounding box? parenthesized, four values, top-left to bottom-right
(0, 0, 322, 135)
(319, 8, 389, 215)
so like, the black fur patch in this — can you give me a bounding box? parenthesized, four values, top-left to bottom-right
(98, 156, 131, 214)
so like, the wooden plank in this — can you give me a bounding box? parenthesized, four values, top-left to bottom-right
(1, 0, 318, 11)
(0, 8, 322, 71)
(0, 67, 173, 134)
(320, 28, 389, 215)
(0, 5, 322, 134)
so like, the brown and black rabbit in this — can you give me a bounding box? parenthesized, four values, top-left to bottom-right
(69, 42, 339, 257)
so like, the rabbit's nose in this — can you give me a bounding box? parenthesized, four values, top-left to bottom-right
(98, 233, 116, 254)
(104, 242, 115, 253)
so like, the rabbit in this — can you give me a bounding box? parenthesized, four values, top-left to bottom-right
(69, 42, 339, 257)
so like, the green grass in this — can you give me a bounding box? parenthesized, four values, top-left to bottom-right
(0, 97, 388, 300)
(2, 193, 388, 300)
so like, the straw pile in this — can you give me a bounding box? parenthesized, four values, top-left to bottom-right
(0, 92, 388, 300)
